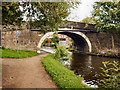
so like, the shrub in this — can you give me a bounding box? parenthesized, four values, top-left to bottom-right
(99, 61, 120, 88)
(2, 46, 5, 49)
(51, 35, 59, 44)
(54, 45, 70, 61)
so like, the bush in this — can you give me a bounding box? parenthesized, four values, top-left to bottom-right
(54, 45, 70, 61)
(2, 46, 5, 49)
(42, 54, 87, 88)
(51, 35, 59, 44)
(99, 61, 120, 88)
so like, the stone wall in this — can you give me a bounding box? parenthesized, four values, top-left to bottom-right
(86, 32, 120, 55)
(2, 28, 42, 51)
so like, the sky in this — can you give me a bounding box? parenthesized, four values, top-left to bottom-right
(21, 0, 95, 22)
(67, 0, 95, 22)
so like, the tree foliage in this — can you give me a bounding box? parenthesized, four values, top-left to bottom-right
(92, 1, 120, 35)
(2, 1, 80, 31)
(81, 17, 96, 28)
(81, 17, 96, 24)
(2, 2, 23, 26)
(23, 2, 80, 31)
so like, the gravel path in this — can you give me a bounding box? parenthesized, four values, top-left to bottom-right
(2, 51, 58, 88)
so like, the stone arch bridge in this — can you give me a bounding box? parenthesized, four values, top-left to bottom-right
(30, 22, 120, 53)
(2, 22, 120, 54)
(37, 30, 92, 52)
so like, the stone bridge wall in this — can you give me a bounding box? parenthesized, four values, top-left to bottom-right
(2, 28, 42, 51)
(85, 32, 120, 55)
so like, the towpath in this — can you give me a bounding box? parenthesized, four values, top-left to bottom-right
(2, 51, 57, 88)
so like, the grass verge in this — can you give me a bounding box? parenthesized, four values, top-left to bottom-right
(1, 48, 40, 58)
(42, 54, 87, 88)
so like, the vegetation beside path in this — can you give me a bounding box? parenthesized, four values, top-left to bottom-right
(42, 54, 87, 88)
(1, 48, 40, 58)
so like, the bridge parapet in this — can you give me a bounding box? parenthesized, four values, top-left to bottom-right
(59, 21, 97, 31)
(30, 22, 97, 32)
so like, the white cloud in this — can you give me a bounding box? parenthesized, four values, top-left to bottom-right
(67, 0, 95, 22)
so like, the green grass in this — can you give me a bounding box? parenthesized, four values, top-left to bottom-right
(1, 48, 40, 58)
(42, 54, 87, 88)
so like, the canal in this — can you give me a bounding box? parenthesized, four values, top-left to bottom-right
(71, 52, 120, 87)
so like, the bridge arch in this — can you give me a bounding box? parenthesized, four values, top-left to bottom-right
(37, 31, 92, 52)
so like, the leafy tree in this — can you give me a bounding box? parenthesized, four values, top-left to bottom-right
(23, 2, 80, 31)
(2, 2, 23, 26)
(81, 17, 96, 27)
(2, 1, 80, 31)
(92, 1, 120, 48)
(81, 17, 96, 24)
(92, 1, 120, 33)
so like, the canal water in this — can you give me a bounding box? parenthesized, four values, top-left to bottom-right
(70, 52, 120, 88)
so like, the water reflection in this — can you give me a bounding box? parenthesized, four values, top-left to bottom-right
(71, 52, 120, 87)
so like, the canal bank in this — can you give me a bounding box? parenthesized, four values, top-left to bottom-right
(72, 49, 120, 59)
(41, 47, 120, 88)
(42, 54, 89, 88)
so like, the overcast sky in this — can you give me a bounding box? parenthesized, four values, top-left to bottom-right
(21, 0, 95, 21)
(67, 0, 95, 22)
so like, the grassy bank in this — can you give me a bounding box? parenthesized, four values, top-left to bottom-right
(1, 48, 40, 58)
(42, 54, 87, 88)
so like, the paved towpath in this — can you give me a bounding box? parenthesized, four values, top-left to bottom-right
(2, 51, 58, 88)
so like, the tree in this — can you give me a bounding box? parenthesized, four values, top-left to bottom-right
(2, 2, 23, 26)
(81, 17, 96, 24)
(92, 1, 120, 48)
(23, 2, 80, 31)
(2, 1, 80, 31)
(92, 1, 120, 33)
(81, 17, 96, 28)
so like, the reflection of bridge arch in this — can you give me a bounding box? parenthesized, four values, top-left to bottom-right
(37, 31, 92, 52)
